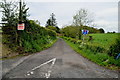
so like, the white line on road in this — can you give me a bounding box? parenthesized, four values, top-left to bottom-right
(45, 58, 56, 78)
(26, 58, 56, 78)
(32, 58, 56, 71)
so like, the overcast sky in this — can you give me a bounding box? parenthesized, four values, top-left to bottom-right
(0, 0, 119, 33)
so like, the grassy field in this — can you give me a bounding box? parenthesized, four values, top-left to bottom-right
(87, 33, 119, 49)
(63, 33, 120, 70)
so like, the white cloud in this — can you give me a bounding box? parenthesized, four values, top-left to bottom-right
(96, 7, 118, 20)
(93, 7, 118, 32)
(94, 20, 118, 33)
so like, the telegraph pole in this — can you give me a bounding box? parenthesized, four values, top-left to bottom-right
(18, 0, 22, 46)
(19, 0, 22, 23)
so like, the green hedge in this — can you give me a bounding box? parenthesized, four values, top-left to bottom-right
(84, 43, 105, 54)
(108, 39, 120, 57)
(19, 20, 57, 53)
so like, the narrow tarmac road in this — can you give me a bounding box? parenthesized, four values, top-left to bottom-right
(2, 39, 118, 78)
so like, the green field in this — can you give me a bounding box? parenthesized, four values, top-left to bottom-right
(87, 33, 119, 49)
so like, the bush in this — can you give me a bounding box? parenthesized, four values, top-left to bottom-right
(106, 57, 120, 67)
(70, 38, 77, 44)
(62, 37, 79, 44)
(46, 28, 56, 39)
(85, 43, 105, 54)
(76, 40, 82, 44)
(32, 41, 42, 52)
(108, 39, 120, 57)
(23, 40, 33, 52)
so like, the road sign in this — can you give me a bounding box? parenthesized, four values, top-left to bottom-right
(82, 30, 89, 35)
(18, 23, 25, 30)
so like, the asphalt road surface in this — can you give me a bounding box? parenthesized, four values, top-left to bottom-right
(2, 39, 118, 78)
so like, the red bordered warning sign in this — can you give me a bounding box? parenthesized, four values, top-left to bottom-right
(18, 23, 25, 30)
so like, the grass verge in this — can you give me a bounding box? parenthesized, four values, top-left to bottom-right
(64, 39, 120, 70)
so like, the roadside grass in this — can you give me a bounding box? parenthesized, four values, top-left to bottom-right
(63, 35, 120, 70)
(43, 38, 58, 49)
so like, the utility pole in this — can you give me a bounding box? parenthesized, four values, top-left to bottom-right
(18, 0, 22, 46)
(19, 0, 22, 23)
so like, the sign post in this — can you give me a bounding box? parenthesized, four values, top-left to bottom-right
(81, 30, 89, 45)
(82, 30, 89, 35)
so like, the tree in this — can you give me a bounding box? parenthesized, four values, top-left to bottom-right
(0, 0, 18, 34)
(46, 19, 51, 27)
(50, 13, 57, 27)
(0, 0, 29, 32)
(46, 13, 57, 27)
(73, 9, 93, 26)
(46, 13, 60, 33)
(61, 26, 79, 38)
(113, 31, 116, 33)
(56, 26, 60, 33)
(99, 28, 105, 33)
(0, 0, 29, 46)
(20, 1, 29, 23)
(0, 0, 19, 47)
(73, 9, 94, 39)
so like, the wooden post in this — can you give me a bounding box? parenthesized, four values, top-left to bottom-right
(17, 0, 22, 46)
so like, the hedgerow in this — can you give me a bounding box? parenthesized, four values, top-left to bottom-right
(20, 20, 56, 53)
